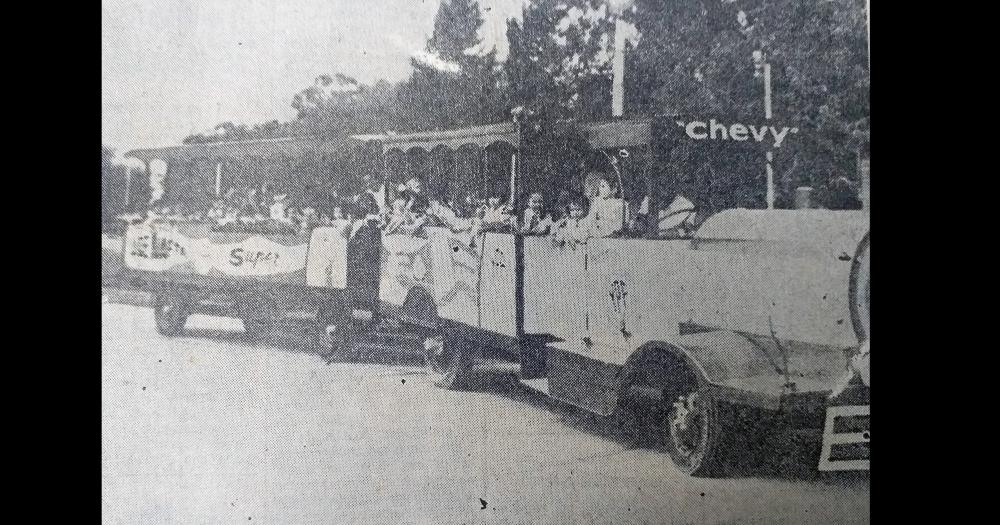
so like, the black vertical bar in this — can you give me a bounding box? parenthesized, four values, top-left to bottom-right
(514, 119, 525, 341)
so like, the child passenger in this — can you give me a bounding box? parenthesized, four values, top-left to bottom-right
(551, 196, 589, 248)
(521, 192, 554, 235)
(397, 194, 441, 238)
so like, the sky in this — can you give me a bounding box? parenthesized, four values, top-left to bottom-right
(102, 0, 525, 153)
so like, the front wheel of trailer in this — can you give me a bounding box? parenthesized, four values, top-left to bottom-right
(153, 295, 189, 336)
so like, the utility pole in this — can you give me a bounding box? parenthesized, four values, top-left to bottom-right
(764, 62, 775, 210)
(612, 16, 626, 118)
(754, 50, 775, 209)
(609, 0, 633, 118)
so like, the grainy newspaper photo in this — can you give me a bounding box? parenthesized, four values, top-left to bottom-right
(102, 0, 870, 523)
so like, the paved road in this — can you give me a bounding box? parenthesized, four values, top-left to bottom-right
(102, 303, 869, 524)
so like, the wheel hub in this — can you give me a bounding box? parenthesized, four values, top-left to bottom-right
(670, 393, 702, 455)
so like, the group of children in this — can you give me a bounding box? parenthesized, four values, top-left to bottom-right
(375, 172, 640, 248)
(136, 170, 700, 245)
(139, 186, 357, 236)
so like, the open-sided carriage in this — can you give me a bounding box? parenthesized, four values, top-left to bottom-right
(118, 135, 379, 344)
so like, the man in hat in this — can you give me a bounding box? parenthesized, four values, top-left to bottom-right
(270, 193, 291, 223)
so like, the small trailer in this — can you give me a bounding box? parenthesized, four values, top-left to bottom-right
(121, 220, 347, 343)
(116, 136, 377, 345)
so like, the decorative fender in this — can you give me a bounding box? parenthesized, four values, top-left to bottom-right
(616, 332, 802, 408)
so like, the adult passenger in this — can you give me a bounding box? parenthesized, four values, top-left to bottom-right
(397, 194, 441, 238)
(586, 173, 625, 238)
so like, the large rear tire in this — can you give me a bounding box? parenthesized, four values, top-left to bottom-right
(849, 232, 871, 342)
(153, 295, 189, 336)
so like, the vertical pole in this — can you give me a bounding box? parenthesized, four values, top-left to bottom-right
(123, 168, 133, 214)
(765, 151, 775, 210)
(612, 17, 626, 118)
(215, 162, 222, 197)
(144, 161, 153, 205)
(764, 62, 775, 209)
(509, 152, 517, 210)
(763, 63, 773, 120)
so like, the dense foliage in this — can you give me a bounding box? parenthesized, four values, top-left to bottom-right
(170, 0, 867, 208)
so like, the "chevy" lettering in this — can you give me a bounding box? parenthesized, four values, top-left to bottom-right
(677, 119, 799, 148)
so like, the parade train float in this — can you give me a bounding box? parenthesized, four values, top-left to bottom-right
(119, 116, 869, 476)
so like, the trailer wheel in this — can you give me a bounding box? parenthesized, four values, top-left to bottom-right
(243, 318, 274, 340)
(664, 387, 727, 477)
(316, 301, 349, 362)
(423, 334, 476, 390)
(153, 295, 189, 336)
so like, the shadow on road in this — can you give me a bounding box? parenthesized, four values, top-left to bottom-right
(461, 372, 870, 487)
(182, 322, 428, 370)
(119, 299, 868, 487)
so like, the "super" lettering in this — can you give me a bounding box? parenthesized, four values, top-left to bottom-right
(229, 248, 279, 268)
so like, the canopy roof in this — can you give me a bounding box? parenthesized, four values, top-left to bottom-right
(124, 118, 654, 165)
(362, 118, 653, 155)
(369, 122, 519, 153)
(124, 134, 356, 165)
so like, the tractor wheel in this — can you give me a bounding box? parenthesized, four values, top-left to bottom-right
(663, 386, 729, 477)
(423, 334, 478, 390)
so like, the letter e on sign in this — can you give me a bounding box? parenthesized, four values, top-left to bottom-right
(729, 123, 749, 141)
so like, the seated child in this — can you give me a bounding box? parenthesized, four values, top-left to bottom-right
(551, 197, 589, 248)
(397, 194, 442, 238)
(521, 192, 555, 235)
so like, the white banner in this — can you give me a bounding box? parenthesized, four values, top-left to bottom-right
(124, 224, 308, 278)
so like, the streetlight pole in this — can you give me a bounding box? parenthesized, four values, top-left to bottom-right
(612, 16, 626, 118)
(764, 62, 775, 209)
(609, 0, 633, 118)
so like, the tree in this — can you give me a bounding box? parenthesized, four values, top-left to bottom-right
(102, 146, 149, 229)
(505, 0, 617, 122)
(627, 0, 870, 207)
(398, 0, 506, 131)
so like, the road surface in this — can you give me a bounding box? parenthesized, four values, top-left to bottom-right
(102, 303, 869, 524)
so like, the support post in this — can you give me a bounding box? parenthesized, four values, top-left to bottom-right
(215, 162, 222, 197)
(123, 167, 133, 214)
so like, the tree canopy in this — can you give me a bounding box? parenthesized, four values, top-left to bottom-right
(172, 0, 868, 207)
